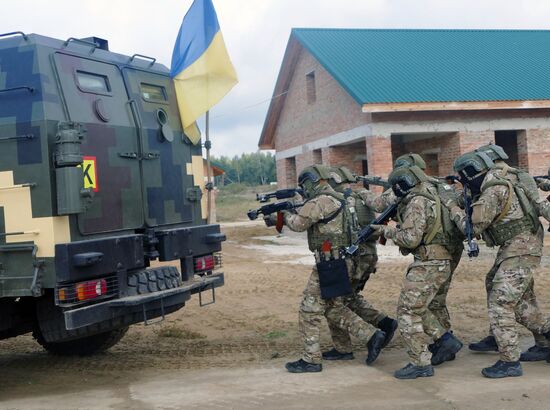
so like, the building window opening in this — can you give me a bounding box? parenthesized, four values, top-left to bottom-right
(306, 71, 316, 104)
(495, 130, 519, 168)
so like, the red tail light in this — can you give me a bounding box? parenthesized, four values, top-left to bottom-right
(76, 279, 107, 301)
(194, 255, 215, 272)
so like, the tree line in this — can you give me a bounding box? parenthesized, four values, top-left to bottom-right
(211, 152, 276, 186)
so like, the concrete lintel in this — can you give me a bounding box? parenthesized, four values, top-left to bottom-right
(275, 124, 372, 160)
(371, 116, 550, 136)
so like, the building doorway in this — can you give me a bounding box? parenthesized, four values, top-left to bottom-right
(494, 130, 519, 167)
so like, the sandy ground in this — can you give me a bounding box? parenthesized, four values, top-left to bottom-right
(1, 221, 550, 409)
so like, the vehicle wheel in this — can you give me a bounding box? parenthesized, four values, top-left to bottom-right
(33, 326, 128, 355)
(34, 293, 129, 354)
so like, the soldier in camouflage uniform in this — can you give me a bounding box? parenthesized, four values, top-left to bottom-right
(321, 167, 398, 361)
(450, 149, 550, 378)
(461, 146, 550, 363)
(361, 154, 465, 364)
(270, 166, 386, 373)
(370, 165, 463, 379)
(535, 167, 550, 191)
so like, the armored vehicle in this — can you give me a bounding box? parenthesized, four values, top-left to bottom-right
(0, 32, 225, 354)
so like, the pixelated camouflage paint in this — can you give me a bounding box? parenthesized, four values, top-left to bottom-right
(0, 33, 206, 296)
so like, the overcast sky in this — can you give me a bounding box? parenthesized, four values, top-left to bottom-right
(3, 0, 550, 157)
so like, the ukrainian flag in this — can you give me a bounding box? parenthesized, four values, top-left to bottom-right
(171, 0, 238, 144)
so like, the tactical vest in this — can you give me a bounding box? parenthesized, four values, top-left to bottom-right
(307, 190, 355, 252)
(481, 165, 539, 246)
(397, 182, 458, 249)
(353, 192, 376, 227)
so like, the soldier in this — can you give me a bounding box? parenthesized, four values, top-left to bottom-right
(535, 167, 550, 192)
(371, 165, 463, 379)
(361, 153, 464, 364)
(450, 149, 550, 378)
(269, 165, 386, 373)
(462, 146, 550, 363)
(321, 166, 398, 361)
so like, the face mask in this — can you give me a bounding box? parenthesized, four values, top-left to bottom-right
(467, 173, 486, 198)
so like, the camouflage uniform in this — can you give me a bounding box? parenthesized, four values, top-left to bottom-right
(284, 185, 380, 364)
(381, 182, 453, 366)
(326, 191, 387, 353)
(451, 165, 550, 362)
(360, 182, 463, 334)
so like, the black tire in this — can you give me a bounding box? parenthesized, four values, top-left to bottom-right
(127, 266, 183, 296)
(33, 326, 128, 356)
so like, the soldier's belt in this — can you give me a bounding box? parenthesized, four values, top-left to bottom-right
(415, 244, 452, 261)
(486, 217, 535, 246)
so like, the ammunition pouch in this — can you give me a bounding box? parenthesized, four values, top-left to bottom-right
(485, 216, 535, 246)
(316, 258, 352, 299)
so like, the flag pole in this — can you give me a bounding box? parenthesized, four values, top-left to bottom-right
(205, 110, 213, 224)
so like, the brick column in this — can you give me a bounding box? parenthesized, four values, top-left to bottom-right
(523, 129, 550, 175)
(366, 135, 393, 192)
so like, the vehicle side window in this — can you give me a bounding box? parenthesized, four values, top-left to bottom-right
(141, 83, 167, 103)
(76, 71, 111, 94)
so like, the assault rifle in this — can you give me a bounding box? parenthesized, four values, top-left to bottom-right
(346, 201, 400, 255)
(256, 188, 304, 203)
(247, 201, 303, 221)
(462, 183, 480, 258)
(357, 175, 391, 190)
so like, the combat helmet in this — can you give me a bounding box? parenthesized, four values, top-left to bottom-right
(388, 165, 428, 197)
(393, 153, 427, 170)
(475, 144, 509, 162)
(298, 165, 331, 199)
(453, 151, 495, 183)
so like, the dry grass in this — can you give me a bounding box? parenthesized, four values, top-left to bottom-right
(216, 184, 277, 222)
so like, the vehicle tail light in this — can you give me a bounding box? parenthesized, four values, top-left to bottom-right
(194, 255, 215, 272)
(76, 279, 107, 301)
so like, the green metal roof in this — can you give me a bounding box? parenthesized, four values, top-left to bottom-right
(292, 28, 550, 104)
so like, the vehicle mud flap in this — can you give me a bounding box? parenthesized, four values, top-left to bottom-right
(316, 258, 352, 299)
(143, 297, 165, 326)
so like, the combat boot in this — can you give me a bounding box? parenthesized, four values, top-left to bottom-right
(520, 345, 550, 362)
(377, 317, 398, 348)
(366, 330, 386, 365)
(394, 363, 434, 379)
(468, 335, 499, 352)
(322, 348, 354, 361)
(481, 360, 522, 378)
(431, 332, 463, 366)
(285, 359, 322, 373)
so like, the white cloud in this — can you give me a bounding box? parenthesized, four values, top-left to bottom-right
(3, 0, 550, 157)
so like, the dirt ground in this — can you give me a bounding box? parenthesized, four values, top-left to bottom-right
(1, 221, 550, 409)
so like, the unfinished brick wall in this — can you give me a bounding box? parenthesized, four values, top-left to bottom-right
(272, 48, 368, 153)
(276, 157, 297, 189)
(522, 129, 550, 175)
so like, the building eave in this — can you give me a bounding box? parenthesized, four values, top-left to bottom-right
(258, 34, 303, 150)
(362, 99, 550, 113)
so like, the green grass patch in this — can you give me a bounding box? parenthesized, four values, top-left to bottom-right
(265, 330, 288, 340)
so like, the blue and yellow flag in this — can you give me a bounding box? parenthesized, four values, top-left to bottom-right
(171, 0, 238, 144)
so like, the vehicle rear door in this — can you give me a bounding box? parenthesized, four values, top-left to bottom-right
(121, 67, 194, 227)
(53, 53, 144, 234)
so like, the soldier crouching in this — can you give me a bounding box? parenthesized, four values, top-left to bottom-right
(267, 166, 387, 373)
(371, 165, 463, 379)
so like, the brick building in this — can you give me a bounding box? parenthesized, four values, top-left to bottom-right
(259, 29, 550, 188)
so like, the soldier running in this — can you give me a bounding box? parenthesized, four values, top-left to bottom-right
(266, 165, 386, 373)
(450, 147, 550, 378)
(370, 165, 463, 379)
(321, 166, 398, 361)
